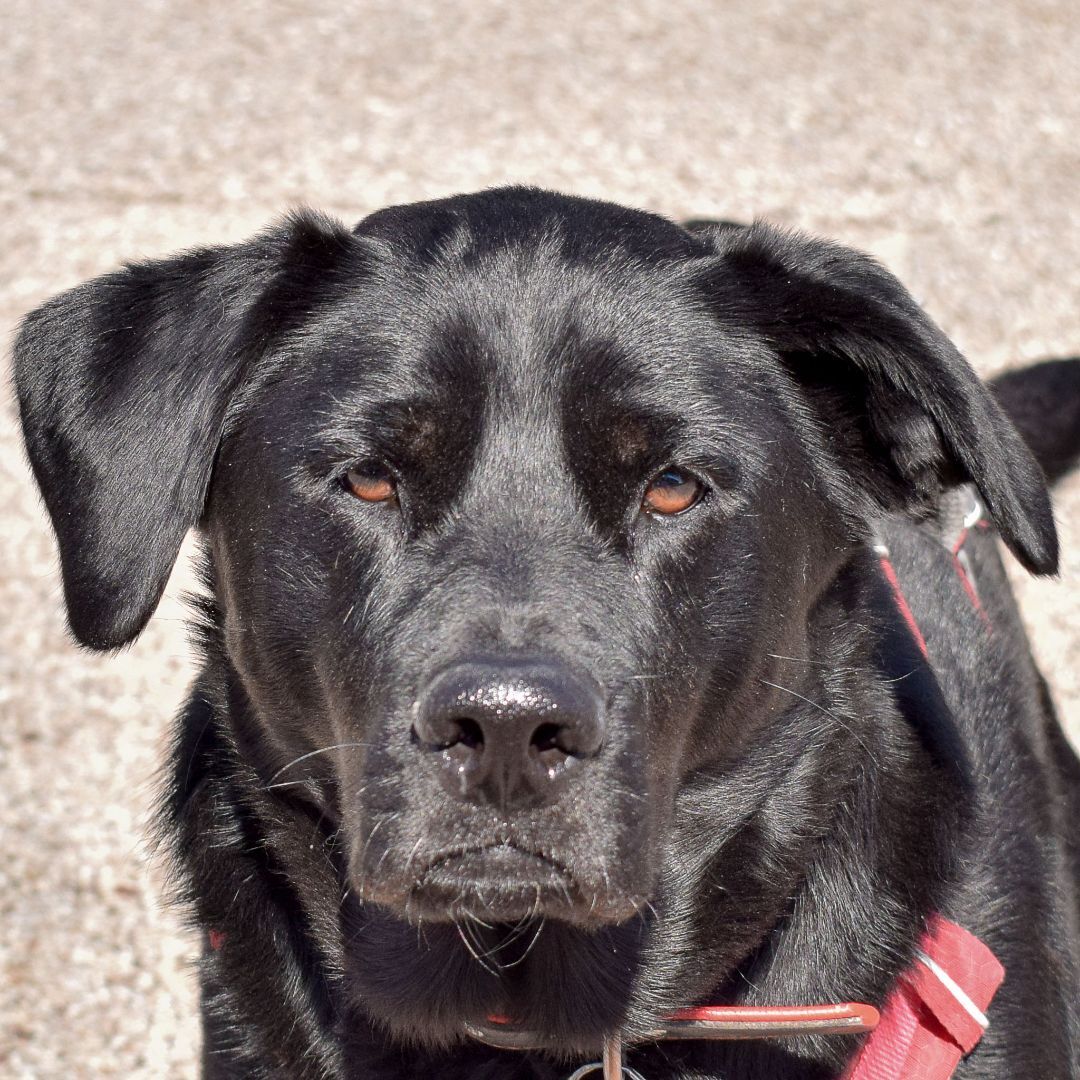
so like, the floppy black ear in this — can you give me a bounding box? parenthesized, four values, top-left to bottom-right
(696, 223, 1058, 575)
(14, 210, 358, 650)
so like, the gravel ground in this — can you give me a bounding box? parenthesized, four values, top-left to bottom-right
(1, 2, 1077, 1076)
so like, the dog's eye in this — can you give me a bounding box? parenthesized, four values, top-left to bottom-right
(642, 467, 704, 516)
(344, 463, 397, 504)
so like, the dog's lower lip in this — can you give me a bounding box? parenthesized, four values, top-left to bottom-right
(419, 843, 572, 895)
(393, 843, 579, 922)
(423, 843, 568, 877)
(383, 844, 648, 926)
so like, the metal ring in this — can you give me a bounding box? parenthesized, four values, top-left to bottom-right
(564, 1064, 647, 1080)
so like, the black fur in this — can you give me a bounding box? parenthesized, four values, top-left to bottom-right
(991, 357, 1080, 486)
(13, 188, 1080, 1078)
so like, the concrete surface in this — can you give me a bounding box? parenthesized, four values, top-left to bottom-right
(1, 1, 1076, 1075)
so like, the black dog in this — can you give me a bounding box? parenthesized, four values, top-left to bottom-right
(14, 188, 1080, 1079)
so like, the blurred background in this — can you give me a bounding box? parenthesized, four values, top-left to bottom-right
(1, 1, 1077, 1075)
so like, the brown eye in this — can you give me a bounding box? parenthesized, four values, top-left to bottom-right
(345, 464, 397, 504)
(642, 467, 704, 516)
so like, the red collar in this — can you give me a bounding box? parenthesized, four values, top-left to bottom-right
(468, 916, 1003, 1079)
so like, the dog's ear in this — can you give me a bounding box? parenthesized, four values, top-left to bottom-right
(14, 210, 358, 650)
(696, 223, 1058, 575)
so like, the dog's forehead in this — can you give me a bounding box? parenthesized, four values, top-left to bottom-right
(350, 187, 715, 385)
(243, 193, 771, 479)
(294, 217, 731, 433)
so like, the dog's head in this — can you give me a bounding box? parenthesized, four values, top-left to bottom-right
(15, 187, 1056, 1043)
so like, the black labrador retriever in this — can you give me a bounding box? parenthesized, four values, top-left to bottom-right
(14, 188, 1080, 1079)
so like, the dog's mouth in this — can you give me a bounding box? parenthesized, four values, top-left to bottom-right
(415, 843, 573, 921)
(369, 842, 644, 927)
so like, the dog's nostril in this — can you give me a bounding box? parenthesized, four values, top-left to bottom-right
(412, 715, 485, 752)
(452, 717, 484, 750)
(530, 720, 575, 771)
(531, 722, 561, 754)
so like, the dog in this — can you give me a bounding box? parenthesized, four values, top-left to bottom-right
(14, 187, 1080, 1079)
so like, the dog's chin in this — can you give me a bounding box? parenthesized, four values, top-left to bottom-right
(343, 882, 650, 1057)
(363, 843, 646, 928)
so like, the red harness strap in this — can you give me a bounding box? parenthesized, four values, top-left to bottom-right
(857, 519, 1004, 1077)
(877, 550, 930, 658)
(877, 488, 994, 653)
(842, 916, 1004, 1080)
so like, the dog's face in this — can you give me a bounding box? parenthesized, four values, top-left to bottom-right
(208, 201, 832, 931)
(15, 188, 1056, 1045)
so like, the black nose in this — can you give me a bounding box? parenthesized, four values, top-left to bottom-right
(413, 659, 605, 809)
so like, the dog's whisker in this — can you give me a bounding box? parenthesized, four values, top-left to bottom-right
(264, 742, 372, 786)
(606, 781, 647, 804)
(498, 917, 546, 968)
(372, 843, 395, 879)
(404, 835, 426, 877)
(765, 652, 831, 666)
(464, 915, 536, 962)
(454, 919, 501, 977)
(482, 916, 534, 954)
(352, 774, 398, 801)
(758, 678, 881, 769)
(224, 873, 256, 919)
(358, 815, 396, 869)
